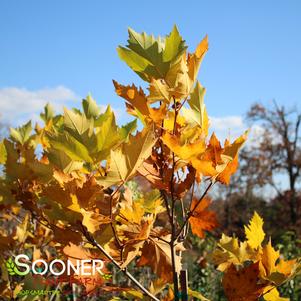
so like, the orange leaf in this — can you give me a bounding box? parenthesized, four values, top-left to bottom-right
(113, 80, 150, 118)
(189, 198, 217, 238)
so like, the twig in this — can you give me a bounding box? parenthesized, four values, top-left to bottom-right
(170, 97, 180, 301)
(151, 235, 170, 244)
(109, 183, 123, 251)
(158, 99, 172, 222)
(81, 225, 160, 301)
(182, 180, 196, 240)
(176, 181, 214, 241)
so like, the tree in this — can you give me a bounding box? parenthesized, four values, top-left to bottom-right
(0, 26, 300, 301)
(246, 101, 301, 225)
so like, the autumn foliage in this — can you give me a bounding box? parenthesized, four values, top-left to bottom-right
(0, 26, 300, 300)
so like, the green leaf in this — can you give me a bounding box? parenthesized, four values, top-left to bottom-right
(163, 25, 186, 62)
(119, 119, 137, 141)
(28, 161, 54, 183)
(117, 46, 151, 81)
(118, 28, 165, 81)
(40, 103, 54, 122)
(118, 26, 187, 83)
(82, 94, 101, 119)
(48, 132, 93, 163)
(184, 81, 209, 135)
(0, 140, 7, 164)
(10, 121, 32, 145)
(127, 28, 164, 62)
(64, 108, 93, 136)
(94, 106, 120, 161)
(47, 148, 83, 173)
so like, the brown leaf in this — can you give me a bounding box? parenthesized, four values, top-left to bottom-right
(75, 176, 104, 209)
(137, 235, 184, 282)
(52, 226, 83, 245)
(138, 160, 169, 191)
(222, 262, 265, 301)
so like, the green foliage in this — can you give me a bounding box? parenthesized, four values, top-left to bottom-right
(276, 232, 301, 300)
(10, 121, 32, 145)
(117, 25, 186, 81)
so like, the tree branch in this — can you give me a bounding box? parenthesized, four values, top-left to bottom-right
(81, 225, 160, 301)
(176, 181, 213, 241)
(170, 97, 180, 301)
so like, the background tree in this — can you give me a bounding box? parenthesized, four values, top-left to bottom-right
(245, 101, 301, 225)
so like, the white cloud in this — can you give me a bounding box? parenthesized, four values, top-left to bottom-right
(0, 86, 125, 127)
(0, 86, 80, 125)
(209, 115, 247, 142)
(210, 115, 244, 130)
(209, 115, 272, 148)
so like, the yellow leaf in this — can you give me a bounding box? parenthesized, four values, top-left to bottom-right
(191, 132, 247, 184)
(260, 239, 280, 277)
(67, 194, 82, 213)
(244, 211, 265, 249)
(213, 234, 256, 271)
(15, 214, 29, 243)
(163, 111, 186, 132)
(116, 190, 155, 267)
(191, 133, 223, 177)
(263, 287, 289, 301)
(148, 78, 170, 103)
(187, 35, 209, 85)
(162, 130, 206, 161)
(114, 80, 167, 125)
(82, 210, 111, 234)
(276, 258, 297, 276)
(185, 81, 209, 136)
(99, 127, 157, 188)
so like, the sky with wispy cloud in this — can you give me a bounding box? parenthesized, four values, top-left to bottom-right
(1, 1, 301, 142)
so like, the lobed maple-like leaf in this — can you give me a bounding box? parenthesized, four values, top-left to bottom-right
(191, 132, 248, 184)
(244, 211, 265, 249)
(189, 198, 217, 238)
(183, 81, 209, 136)
(98, 127, 157, 188)
(137, 234, 184, 282)
(117, 26, 186, 83)
(222, 262, 265, 301)
(213, 212, 301, 300)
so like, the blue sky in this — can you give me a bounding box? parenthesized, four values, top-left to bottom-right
(0, 1, 301, 131)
